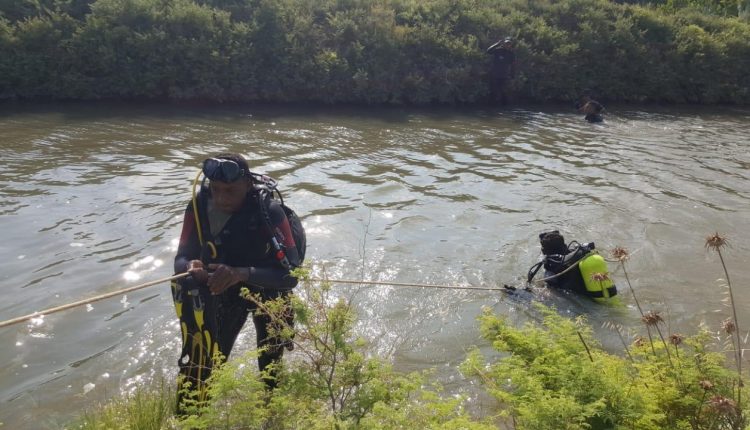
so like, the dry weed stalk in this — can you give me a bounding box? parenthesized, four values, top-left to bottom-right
(705, 232, 743, 407)
(611, 246, 644, 317)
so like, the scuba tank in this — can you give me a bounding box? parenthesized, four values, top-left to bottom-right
(528, 231, 618, 303)
(578, 253, 617, 302)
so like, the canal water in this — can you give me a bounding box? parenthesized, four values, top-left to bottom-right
(1, 103, 748, 427)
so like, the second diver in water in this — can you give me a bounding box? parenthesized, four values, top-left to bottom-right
(575, 95, 605, 123)
(527, 230, 618, 303)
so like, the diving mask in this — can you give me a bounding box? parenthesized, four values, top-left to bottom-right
(202, 158, 246, 182)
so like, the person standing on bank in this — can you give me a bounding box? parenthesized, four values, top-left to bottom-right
(486, 37, 517, 105)
(171, 153, 301, 408)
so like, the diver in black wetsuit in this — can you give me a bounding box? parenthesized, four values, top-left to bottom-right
(171, 153, 300, 410)
(486, 37, 517, 105)
(527, 231, 618, 302)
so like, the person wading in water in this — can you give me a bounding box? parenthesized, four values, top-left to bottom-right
(486, 37, 517, 105)
(171, 153, 302, 411)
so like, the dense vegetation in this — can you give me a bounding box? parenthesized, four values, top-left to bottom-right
(1, 0, 749, 104)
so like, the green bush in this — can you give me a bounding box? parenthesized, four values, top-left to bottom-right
(462, 304, 748, 430)
(1, 0, 749, 104)
(182, 274, 496, 429)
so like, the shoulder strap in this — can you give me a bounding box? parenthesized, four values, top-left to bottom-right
(527, 261, 544, 284)
(256, 189, 292, 270)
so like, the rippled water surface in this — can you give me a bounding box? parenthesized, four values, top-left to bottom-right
(1, 103, 749, 427)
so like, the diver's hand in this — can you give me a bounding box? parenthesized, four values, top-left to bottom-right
(187, 260, 209, 284)
(207, 264, 249, 295)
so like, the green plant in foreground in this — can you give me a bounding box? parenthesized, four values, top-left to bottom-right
(178, 269, 495, 430)
(462, 304, 748, 430)
(77, 380, 176, 430)
(610, 233, 747, 428)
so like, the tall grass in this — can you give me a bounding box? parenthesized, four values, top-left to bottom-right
(76, 380, 176, 430)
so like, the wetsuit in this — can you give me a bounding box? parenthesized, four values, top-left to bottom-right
(530, 231, 588, 294)
(486, 44, 516, 105)
(171, 187, 300, 405)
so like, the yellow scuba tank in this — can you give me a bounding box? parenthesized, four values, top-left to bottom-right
(578, 252, 619, 304)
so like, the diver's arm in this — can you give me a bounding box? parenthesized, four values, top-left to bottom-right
(245, 265, 299, 290)
(206, 263, 296, 294)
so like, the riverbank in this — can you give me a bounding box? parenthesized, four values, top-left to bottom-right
(1, 0, 749, 105)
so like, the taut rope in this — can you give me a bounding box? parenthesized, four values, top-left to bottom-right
(0, 273, 522, 329)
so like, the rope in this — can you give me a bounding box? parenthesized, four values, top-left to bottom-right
(0, 272, 189, 329)
(0, 273, 517, 329)
(306, 277, 512, 292)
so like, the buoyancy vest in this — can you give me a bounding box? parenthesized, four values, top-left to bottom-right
(194, 188, 276, 268)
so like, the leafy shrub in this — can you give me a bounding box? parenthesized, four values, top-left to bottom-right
(462, 304, 748, 430)
(146, 271, 496, 429)
(1, 0, 749, 103)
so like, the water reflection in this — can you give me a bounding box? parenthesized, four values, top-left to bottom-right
(0, 103, 749, 428)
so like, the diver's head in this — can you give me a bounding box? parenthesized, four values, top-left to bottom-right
(202, 153, 252, 213)
(539, 230, 567, 255)
(502, 37, 514, 48)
